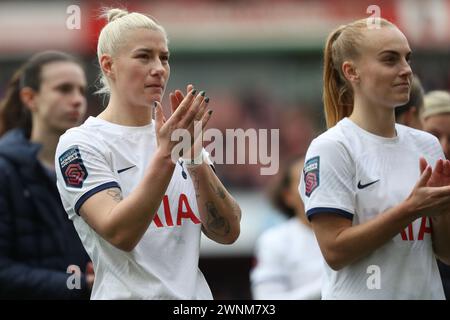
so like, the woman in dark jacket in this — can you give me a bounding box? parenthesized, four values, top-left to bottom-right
(0, 51, 93, 299)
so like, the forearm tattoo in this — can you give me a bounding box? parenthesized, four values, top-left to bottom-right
(107, 188, 123, 203)
(189, 167, 239, 237)
(209, 182, 226, 200)
(209, 182, 240, 220)
(204, 201, 230, 236)
(189, 168, 201, 199)
(230, 200, 242, 221)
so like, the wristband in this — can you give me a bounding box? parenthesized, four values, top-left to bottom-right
(181, 150, 204, 167)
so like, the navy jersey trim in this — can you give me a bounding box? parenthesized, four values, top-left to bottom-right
(75, 181, 121, 215)
(306, 207, 354, 221)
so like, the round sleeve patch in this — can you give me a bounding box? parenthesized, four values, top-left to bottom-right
(59, 146, 88, 188)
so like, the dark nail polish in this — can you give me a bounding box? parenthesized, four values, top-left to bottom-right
(205, 97, 210, 103)
(191, 90, 197, 95)
(200, 91, 206, 97)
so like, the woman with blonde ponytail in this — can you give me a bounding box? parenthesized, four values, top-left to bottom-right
(55, 8, 241, 299)
(300, 18, 450, 299)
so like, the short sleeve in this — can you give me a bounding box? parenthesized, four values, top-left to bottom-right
(299, 138, 356, 221)
(55, 131, 120, 217)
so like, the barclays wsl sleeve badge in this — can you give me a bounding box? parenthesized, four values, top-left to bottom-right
(59, 146, 88, 189)
(304, 156, 319, 197)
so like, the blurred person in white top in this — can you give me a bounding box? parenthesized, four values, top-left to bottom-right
(251, 158, 323, 299)
(421, 90, 450, 299)
(300, 18, 450, 299)
(395, 80, 450, 300)
(55, 8, 241, 299)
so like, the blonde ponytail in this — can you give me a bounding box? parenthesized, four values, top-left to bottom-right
(103, 8, 129, 22)
(322, 18, 394, 128)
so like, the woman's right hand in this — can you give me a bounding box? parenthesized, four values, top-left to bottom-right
(403, 162, 450, 219)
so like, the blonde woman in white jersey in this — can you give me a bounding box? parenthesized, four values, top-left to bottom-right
(299, 18, 450, 299)
(55, 8, 241, 299)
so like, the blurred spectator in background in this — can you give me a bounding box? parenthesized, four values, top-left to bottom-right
(0, 51, 93, 299)
(422, 90, 450, 299)
(209, 89, 320, 190)
(423, 91, 450, 159)
(395, 79, 450, 300)
(395, 75, 424, 129)
(250, 157, 322, 299)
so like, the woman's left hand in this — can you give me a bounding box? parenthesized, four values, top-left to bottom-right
(169, 84, 211, 160)
(420, 157, 450, 188)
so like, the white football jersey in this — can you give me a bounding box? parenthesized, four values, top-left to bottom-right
(300, 117, 445, 300)
(250, 218, 323, 299)
(55, 116, 213, 300)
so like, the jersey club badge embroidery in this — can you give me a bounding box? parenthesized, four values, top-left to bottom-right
(59, 146, 88, 188)
(304, 156, 319, 197)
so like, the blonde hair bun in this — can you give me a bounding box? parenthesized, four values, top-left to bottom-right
(104, 8, 129, 23)
(96, 7, 167, 97)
